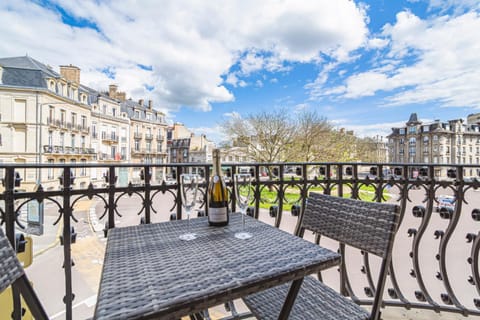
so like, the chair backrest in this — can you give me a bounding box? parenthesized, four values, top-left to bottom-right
(0, 228, 24, 293)
(300, 193, 400, 320)
(301, 193, 400, 258)
(0, 228, 49, 319)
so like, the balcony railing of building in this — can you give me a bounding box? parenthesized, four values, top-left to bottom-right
(1, 162, 480, 319)
(100, 132, 119, 143)
(42, 145, 96, 155)
(145, 133, 154, 140)
(157, 134, 164, 141)
(46, 117, 57, 127)
(134, 132, 142, 139)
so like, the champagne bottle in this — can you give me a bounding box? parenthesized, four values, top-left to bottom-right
(208, 149, 229, 226)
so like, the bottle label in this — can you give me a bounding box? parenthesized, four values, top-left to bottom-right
(209, 207, 228, 222)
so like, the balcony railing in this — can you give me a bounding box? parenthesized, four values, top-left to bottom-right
(1, 162, 480, 319)
(42, 145, 95, 155)
(101, 132, 119, 143)
(134, 132, 142, 139)
(145, 133, 153, 140)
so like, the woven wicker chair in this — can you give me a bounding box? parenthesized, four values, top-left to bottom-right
(243, 193, 400, 320)
(0, 228, 48, 320)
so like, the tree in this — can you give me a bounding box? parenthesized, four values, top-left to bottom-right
(221, 109, 295, 163)
(290, 110, 331, 162)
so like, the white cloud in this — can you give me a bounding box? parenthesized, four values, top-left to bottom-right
(333, 120, 408, 138)
(223, 111, 241, 119)
(428, 0, 480, 15)
(0, 0, 369, 114)
(315, 9, 480, 109)
(191, 125, 227, 145)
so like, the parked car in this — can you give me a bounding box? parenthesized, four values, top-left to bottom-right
(435, 195, 455, 212)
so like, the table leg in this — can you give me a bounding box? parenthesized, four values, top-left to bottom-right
(277, 277, 304, 320)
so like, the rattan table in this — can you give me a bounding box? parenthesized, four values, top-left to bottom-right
(93, 213, 340, 320)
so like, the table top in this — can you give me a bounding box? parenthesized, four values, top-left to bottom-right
(94, 213, 340, 320)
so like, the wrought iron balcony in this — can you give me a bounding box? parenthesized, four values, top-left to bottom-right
(1, 162, 480, 319)
(145, 133, 154, 140)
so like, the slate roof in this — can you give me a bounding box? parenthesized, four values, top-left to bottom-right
(0, 55, 60, 88)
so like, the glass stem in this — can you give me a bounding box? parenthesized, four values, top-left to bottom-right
(187, 213, 190, 233)
(242, 212, 245, 231)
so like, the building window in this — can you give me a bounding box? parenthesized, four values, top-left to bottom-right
(71, 134, 76, 148)
(79, 159, 86, 176)
(60, 133, 65, 148)
(135, 111, 140, 118)
(400, 138, 404, 145)
(60, 110, 66, 126)
(48, 159, 54, 179)
(423, 126, 430, 132)
(423, 136, 429, 144)
(399, 128, 405, 135)
(409, 137, 416, 145)
(134, 140, 140, 151)
(0, 134, 2, 146)
(70, 159, 76, 177)
(409, 126, 417, 134)
(49, 106, 55, 122)
(81, 115, 87, 128)
(112, 108, 116, 117)
(71, 113, 77, 127)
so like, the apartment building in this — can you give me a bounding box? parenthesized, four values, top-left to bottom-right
(121, 98, 168, 183)
(388, 113, 480, 178)
(166, 123, 215, 178)
(0, 56, 94, 190)
(0, 55, 171, 189)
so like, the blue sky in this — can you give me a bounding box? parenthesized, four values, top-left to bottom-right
(1, 0, 479, 143)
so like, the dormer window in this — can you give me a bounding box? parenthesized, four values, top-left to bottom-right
(49, 80, 55, 91)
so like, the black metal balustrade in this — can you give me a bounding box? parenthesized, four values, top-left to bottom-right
(1, 162, 480, 319)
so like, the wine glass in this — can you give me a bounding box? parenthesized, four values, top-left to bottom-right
(234, 173, 253, 239)
(179, 174, 199, 241)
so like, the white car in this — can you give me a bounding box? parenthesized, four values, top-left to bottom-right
(435, 195, 455, 212)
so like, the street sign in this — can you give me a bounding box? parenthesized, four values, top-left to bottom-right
(27, 200, 44, 236)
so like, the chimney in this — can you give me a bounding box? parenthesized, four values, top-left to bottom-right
(116, 92, 126, 102)
(109, 84, 118, 98)
(59, 64, 80, 84)
(148, 100, 153, 109)
(139, 99, 144, 106)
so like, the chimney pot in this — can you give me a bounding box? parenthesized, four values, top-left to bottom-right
(148, 100, 153, 109)
(59, 65, 81, 84)
(139, 99, 144, 106)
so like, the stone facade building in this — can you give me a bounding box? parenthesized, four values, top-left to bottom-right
(0, 55, 168, 190)
(388, 113, 480, 178)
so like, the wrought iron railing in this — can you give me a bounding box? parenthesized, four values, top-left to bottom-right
(1, 162, 480, 319)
